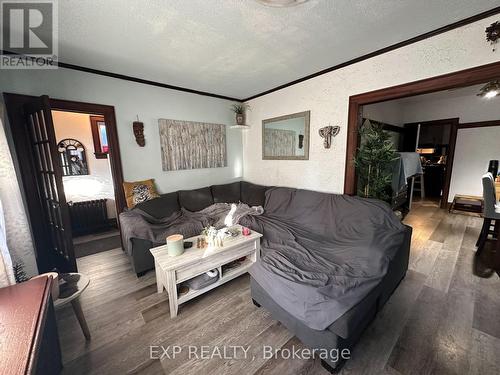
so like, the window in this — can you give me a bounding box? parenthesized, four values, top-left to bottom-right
(90, 115, 109, 159)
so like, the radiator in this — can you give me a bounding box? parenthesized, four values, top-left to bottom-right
(68, 199, 110, 236)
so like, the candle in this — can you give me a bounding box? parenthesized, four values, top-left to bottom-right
(167, 234, 184, 256)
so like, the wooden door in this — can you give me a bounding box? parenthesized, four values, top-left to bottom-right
(402, 124, 419, 152)
(24, 95, 77, 272)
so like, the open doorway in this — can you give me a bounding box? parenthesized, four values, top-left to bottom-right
(3, 94, 125, 273)
(402, 118, 457, 208)
(344, 61, 500, 209)
(52, 110, 120, 258)
(360, 82, 500, 212)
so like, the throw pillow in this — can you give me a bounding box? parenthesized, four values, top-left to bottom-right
(123, 179, 159, 208)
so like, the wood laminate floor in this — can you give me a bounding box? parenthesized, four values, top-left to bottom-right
(57, 201, 500, 374)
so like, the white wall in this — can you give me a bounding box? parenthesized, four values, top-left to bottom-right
(363, 101, 404, 126)
(243, 15, 500, 193)
(450, 127, 500, 199)
(0, 69, 243, 194)
(363, 85, 500, 126)
(0, 114, 38, 277)
(52, 111, 116, 218)
(401, 94, 500, 124)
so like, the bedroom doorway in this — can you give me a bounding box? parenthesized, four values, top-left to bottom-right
(3, 94, 125, 273)
(51, 110, 121, 258)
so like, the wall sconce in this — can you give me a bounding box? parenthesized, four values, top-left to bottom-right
(133, 116, 145, 147)
(319, 125, 340, 149)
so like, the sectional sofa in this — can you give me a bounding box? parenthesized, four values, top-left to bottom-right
(121, 181, 268, 276)
(119, 181, 411, 372)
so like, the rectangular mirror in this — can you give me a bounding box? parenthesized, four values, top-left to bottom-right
(262, 111, 310, 160)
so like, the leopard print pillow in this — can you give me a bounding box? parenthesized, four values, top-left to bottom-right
(123, 179, 159, 208)
(132, 184, 154, 205)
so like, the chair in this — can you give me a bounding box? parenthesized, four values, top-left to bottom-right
(476, 172, 500, 256)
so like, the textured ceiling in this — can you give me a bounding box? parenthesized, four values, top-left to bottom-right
(56, 0, 500, 99)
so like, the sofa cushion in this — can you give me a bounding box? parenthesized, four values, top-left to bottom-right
(178, 186, 214, 212)
(123, 179, 160, 208)
(134, 192, 180, 219)
(240, 181, 268, 207)
(211, 182, 241, 203)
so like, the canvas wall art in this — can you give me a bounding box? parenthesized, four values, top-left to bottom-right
(158, 119, 227, 171)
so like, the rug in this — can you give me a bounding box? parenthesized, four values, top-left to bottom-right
(74, 234, 122, 258)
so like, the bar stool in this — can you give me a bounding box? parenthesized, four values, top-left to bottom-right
(476, 172, 500, 256)
(412, 174, 425, 199)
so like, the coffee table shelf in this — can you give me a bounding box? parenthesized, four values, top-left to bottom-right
(177, 258, 253, 305)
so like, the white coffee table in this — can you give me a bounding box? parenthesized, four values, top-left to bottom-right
(150, 225, 262, 318)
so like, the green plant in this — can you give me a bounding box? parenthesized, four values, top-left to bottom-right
(230, 103, 250, 114)
(354, 120, 398, 202)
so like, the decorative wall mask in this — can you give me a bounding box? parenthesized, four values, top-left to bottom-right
(319, 125, 340, 149)
(133, 116, 145, 147)
(485, 21, 500, 51)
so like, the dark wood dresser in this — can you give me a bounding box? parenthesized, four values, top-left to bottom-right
(0, 276, 62, 375)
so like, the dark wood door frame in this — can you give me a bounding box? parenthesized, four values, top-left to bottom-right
(3, 93, 125, 273)
(344, 60, 500, 199)
(404, 118, 459, 208)
(49, 98, 126, 213)
(458, 120, 500, 129)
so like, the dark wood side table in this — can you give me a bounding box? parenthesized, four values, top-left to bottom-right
(0, 276, 62, 375)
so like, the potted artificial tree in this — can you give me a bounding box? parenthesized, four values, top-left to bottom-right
(354, 120, 398, 202)
(231, 103, 250, 126)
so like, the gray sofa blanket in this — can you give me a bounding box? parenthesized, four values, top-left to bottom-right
(119, 203, 263, 255)
(242, 187, 407, 331)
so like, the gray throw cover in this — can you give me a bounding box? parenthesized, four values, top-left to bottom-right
(119, 203, 263, 255)
(119, 210, 208, 256)
(242, 187, 406, 331)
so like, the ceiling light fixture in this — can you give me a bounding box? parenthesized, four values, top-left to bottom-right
(255, 0, 309, 7)
(477, 80, 500, 99)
